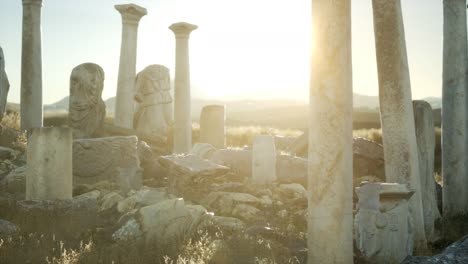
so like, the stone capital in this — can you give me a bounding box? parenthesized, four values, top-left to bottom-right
(115, 4, 147, 26)
(22, 0, 42, 7)
(169, 22, 198, 38)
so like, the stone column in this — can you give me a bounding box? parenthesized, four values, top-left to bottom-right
(169, 22, 197, 154)
(199, 105, 225, 149)
(0, 46, 10, 121)
(372, 0, 427, 250)
(26, 127, 73, 200)
(355, 183, 415, 263)
(252, 135, 276, 184)
(114, 4, 147, 128)
(442, 0, 468, 217)
(308, 0, 353, 262)
(413, 100, 441, 242)
(21, 0, 43, 132)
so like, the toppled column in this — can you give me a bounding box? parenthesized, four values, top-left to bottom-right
(355, 183, 414, 263)
(442, 0, 468, 217)
(308, 0, 354, 262)
(114, 4, 147, 128)
(169, 22, 197, 153)
(413, 100, 441, 241)
(372, 0, 427, 250)
(252, 135, 276, 184)
(0, 47, 10, 121)
(26, 127, 73, 200)
(69, 63, 106, 138)
(21, 0, 43, 131)
(199, 105, 225, 149)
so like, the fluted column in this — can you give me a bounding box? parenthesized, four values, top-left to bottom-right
(442, 0, 468, 217)
(21, 0, 43, 131)
(372, 0, 427, 251)
(169, 22, 197, 154)
(308, 0, 353, 262)
(114, 4, 147, 128)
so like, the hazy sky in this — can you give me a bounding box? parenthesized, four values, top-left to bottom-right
(0, 0, 446, 104)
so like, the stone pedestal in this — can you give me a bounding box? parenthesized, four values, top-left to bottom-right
(0, 47, 10, 121)
(21, 0, 43, 131)
(252, 135, 276, 184)
(413, 100, 441, 241)
(308, 0, 354, 262)
(169, 22, 197, 154)
(199, 105, 225, 149)
(114, 4, 147, 129)
(26, 127, 73, 200)
(372, 0, 427, 250)
(442, 0, 468, 217)
(355, 183, 414, 264)
(69, 63, 106, 138)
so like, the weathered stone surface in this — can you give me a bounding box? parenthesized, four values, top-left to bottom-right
(278, 184, 306, 200)
(276, 154, 308, 184)
(73, 136, 141, 185)
(69, 63, 106, 139)
(210, 148, 252, 178)
(0, 47, 10, 121)
(252, 135, 276, 184)
(373, 0, 427, 249)
(134, 65, 172, 138)
(26, 127, 73, 200)
(309, 0, 354, 262)
(414, 100, 441, 242)
(442, 0, 468, 218)
(117, 187, 169, 213)
(100, 192, 124, 212)
(115, 166, 142, 193)
(353, 137, 384, 160)
(114, 4, 147, 128)
(112, 217, 143, 242)
(0, 166, 26, 197)
(21, 0, 43, 131)
(170, 22, 198, 154)
(201, 192, 263, 222)
(190, 143, 217, 160)
(159, 154, 229, 202)
(0, 146, 15, 160)
(139, 198, 209, 245)
(0, 219, 18, 236)
(199, 105, 225, 149)
(355, 183, 414, 264)
(199, 216, 246, 233)
(13, 191, 100, 240)
(402, 235, 468, 263)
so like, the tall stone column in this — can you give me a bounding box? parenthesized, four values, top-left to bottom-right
(199, 105, 225, 149)
(413, 100, 441, 242)
(308, 0, 353, 262)
(442, 0, 468, 217)
(21, 0, 43, 131)
(252, 135, 276, 184)
(372, 0, 427, 251)
(26, 127, 73, 200)
(169, 22, 197, 154)
(114, 4, 147, 128)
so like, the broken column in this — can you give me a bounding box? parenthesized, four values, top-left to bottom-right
(252, 135, 276, 184)
(21, 0, 43, 131)
(169, 22, 198, 154)
(372, 0, 427, 250)
(114, 4, 147, 128)
(308, 0, 353, 262)
(442, 0, 468, 217)
(413, 100, 441, 242)
(26, 127, 73, 200)
(355, 183, 414, 263)
(199, 105, 225, 149)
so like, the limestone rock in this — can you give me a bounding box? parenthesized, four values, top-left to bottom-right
(69, 63, 106, 139)
(0, 166, 26, 197)
(139, 198, 209, 245)
(73, 136, 141, 185)
(199, 216, 246, 233)
(100, 192, 124, 212)
(112, 217, 143, 242)
(201, 192, 263, 222)
(159, 154, 229, 202)
(278, 183, 306, 200)
(0, 146, 15, 160)
(402, 235, 468, 263)
(199, 105, 225, 148)
(0, 219, 18, 236)
(117, 187, 168, 213)
(0, 47, 10, 122)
